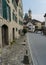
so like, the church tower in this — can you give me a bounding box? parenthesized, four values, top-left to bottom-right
(28, 9, 32, 19)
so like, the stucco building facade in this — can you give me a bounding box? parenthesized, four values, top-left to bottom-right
(0, 0, 23, 47)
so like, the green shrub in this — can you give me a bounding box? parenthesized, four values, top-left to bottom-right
(22, 28, 27, 35)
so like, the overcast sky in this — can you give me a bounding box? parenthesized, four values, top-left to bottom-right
(22, 0, 46, 22)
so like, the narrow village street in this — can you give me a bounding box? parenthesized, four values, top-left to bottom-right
(0, 0, 46, 65)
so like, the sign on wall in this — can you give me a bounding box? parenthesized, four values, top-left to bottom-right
(0, 0, 2, 17)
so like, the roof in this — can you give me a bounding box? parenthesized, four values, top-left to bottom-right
(23, 19, 32, 25)
(32, 19, 41, 23)
(23, 18, 42, 25)
(32, 19, 42, 25)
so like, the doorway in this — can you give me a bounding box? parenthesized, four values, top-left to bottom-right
(13, 28, 15, 40)
(2, 25, 8, 47)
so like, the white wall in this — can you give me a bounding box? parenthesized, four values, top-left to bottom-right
(27, 22, 35, 32)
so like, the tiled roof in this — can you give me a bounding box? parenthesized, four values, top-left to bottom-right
(32, 19, 41, 23)
(23, 18, 42, 25)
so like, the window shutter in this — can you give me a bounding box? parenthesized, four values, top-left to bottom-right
(9, 7, 11, 21)
(2, 0, 7, 19)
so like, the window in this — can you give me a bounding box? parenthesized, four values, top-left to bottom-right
(7, 5, 11, 21)
(2, 0, 11, 20)
(15, 16, 17, 22)
(12, 12, 17, 22)
(13, 12, 14, 20)
(16, 28, 17, 31)
(13, 28, 15, 40)
(19, 9, 23, 18)
(12, 0, 17, 11)
(15, 0, 19, 6)
(19, 20, 23, 25)
(2, 0, 7, 19)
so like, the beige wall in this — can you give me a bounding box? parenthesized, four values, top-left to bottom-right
(35, 22, 42, 29)
(0, 0, 23, 46)
(37, 23, 41, 29)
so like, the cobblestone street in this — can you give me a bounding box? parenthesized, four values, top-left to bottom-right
(2, 36, 30, 65)
(27, 33, 46, 65)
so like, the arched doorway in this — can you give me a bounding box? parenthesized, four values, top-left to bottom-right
(2, 24, 9, 47)
(13, 28, 15, 40)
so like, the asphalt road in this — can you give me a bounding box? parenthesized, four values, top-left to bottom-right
(27, 33, 46, 65)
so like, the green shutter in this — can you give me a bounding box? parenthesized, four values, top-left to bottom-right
(2, 0, 7, 19)
(9, 6, 11, 21)
(13, 12, 14, 20)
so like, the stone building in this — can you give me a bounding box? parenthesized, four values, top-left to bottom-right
(32, 19, 42, 30)
(32, 19, 45, 31)
(0, 0, 23, 47)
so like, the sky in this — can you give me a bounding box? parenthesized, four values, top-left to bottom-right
(22, 0, 46, 22)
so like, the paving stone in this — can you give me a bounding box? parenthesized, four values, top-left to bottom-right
(2, 36, 31, 65)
